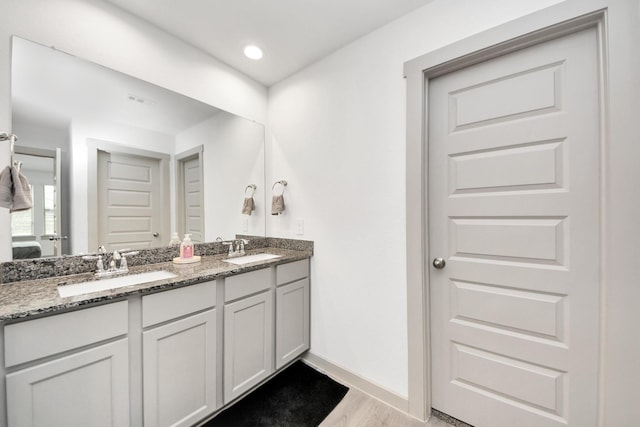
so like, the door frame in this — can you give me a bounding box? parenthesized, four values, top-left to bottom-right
(87, 138, 171, 251)
(175, 145, 204, 241)
(12, 146, 62, 257)
(404, 2, 609, 422)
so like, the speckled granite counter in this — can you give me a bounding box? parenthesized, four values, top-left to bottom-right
(0, 246, 311, 322)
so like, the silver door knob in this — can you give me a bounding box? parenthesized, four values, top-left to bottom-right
(153, 232, 159, 237)
(432, 257, 446, 269)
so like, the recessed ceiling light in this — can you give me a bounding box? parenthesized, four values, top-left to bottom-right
(244, 45, 263, 60)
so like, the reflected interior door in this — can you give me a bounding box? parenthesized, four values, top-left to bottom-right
(97, 150, 164, 251)
(182, 156, 203, 243)
(428, 28, 600, 426)
(11, 149, 60, 257)
(53, 147, 63, 256)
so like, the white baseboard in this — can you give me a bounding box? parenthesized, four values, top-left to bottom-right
(302, 352, 410, 414)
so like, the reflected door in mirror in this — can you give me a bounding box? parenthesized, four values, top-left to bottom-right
(181, 156, 203, 243)
(98, 151, 165, 250)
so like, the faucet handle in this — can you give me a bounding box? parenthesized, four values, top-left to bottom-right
(83, 255, 105, 274)
(222, 241, 234, 256)
(119, 252, 139, 272)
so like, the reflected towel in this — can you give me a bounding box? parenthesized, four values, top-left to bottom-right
(271, 194, 285, 215)
(10, 166, 32, 212)
(241, 197, 255, 215)
(0, 166, 12, 209)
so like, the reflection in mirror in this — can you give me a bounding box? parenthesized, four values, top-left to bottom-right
(11, 147, 61, 258)
(9, 37, 265, 259)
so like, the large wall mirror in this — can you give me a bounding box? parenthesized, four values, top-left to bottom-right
(8, 36, 265, 259)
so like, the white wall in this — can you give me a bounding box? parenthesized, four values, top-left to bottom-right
(268, 0, 565, 398)
(0, 0, 268, 260)
(176, 112, 266, 241)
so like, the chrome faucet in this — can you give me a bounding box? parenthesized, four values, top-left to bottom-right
(222, 239, 249, 257)
(83, 248, 139, 277)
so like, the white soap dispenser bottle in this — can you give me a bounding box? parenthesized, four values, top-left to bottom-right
(180, 234, 194, 259)
(169, 232, 181, 246)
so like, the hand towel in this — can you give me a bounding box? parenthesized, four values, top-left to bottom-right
(271, 194, 285, 215)
(0, 166, 12, 209)
(241, 197, 255, 215)
(10, 166, 32, 212)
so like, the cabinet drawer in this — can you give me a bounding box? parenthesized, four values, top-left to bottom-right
(5, 301, 128, 368)
(143, 280, 216, 328)
(224, 268, 271, 302)
(276, 259, 309, 286)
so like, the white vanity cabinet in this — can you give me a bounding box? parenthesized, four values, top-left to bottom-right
(275, 259, 310, 369)
(4, 301, 130, 427)
(223, 268, 274, 404)
(1, 254, 311, 427)
(142, 281, 217, 427)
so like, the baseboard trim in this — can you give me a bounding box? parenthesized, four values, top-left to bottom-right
(302, 352, 410, 415)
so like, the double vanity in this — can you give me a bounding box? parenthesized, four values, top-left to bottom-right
(0, 239, 312, 426)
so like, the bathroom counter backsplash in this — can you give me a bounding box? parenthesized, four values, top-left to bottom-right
(0, 238, 312, 321)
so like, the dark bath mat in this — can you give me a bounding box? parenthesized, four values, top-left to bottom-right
(204, 361, 348, 427)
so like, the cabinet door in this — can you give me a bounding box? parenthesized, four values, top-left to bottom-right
(143, 309, 217, 427)
(6, 339, 129, 427)
(224, 291, 273, 404)
(276, 278, 310, 369)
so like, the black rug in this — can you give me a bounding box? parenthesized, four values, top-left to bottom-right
(205, 361, 348, 427)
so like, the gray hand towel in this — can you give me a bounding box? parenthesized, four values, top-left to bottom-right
(10, 166, 32, 212)
(271, 194, 285, 215)
(241, 197, 255, 215)
(0, 166, 12, 209)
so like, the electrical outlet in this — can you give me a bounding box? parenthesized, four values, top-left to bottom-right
(295, 219, 304, 236)
(242, 218, 249, 232)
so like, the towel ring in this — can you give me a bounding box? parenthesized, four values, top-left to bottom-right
(272, 180, 287, 196)
(245, 184, 257, 198)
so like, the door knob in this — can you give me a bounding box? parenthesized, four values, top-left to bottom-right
(153, 232, 159, 237)
(432, 257, 446, 269)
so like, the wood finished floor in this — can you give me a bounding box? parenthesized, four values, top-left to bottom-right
(319, 389, 452, 427)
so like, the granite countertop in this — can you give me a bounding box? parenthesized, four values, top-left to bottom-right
(0, 247, 310, 322)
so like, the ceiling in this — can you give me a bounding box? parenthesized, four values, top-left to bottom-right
(103, 0, 433, 86)
(12, 37, 220, 135)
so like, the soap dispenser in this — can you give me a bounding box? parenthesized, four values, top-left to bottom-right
(180, 234, 194, 259)
(169, 232, 181, 246)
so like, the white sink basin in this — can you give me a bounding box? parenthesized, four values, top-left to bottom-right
(58, 270, 178, 298)
(223, 253, 282, 265)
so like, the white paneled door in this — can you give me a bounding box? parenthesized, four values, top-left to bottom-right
(98, 151, 164, 251)
(182, 156, 203, 242)
(428, 28, 600, 427)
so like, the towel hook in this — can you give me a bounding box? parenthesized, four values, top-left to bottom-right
(245, 184, 257, 198)
(1, 132, 18, 167)
(0, 132, 17, 142)
(272, 180, 287, 195)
